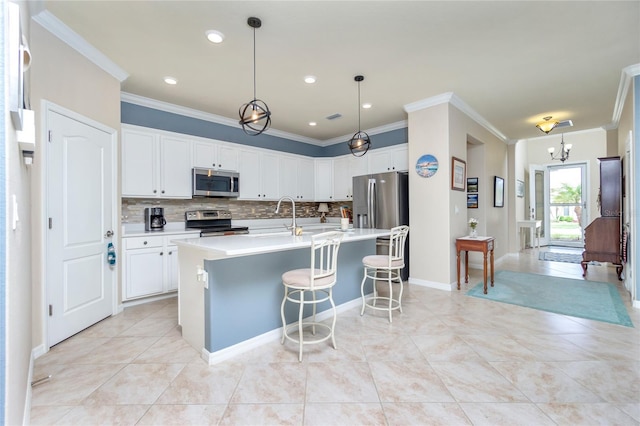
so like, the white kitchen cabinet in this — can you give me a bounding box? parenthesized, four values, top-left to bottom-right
(279, 155, 315, 201)
(368, 145, 409, 174)
(122, 126, 192, 198)
(123, 233, 194, 300)
(314, 159, 334, 201)
(332, 155, 369, 201)
(238, 148, 279, 200)
(192, 140, 238, 171)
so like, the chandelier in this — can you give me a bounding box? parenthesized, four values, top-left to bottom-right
(238, 17, 271, 136)
(347, 75, 371, 157)
(548, 134, 572, 163)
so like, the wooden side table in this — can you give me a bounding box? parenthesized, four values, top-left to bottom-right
(456, 236, 495, 294)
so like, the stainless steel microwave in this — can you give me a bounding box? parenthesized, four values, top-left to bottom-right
(192, 168, 239, 197)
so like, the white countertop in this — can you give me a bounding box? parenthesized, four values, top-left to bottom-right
(174, 227, 390, 259)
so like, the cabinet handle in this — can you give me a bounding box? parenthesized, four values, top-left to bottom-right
(143, 241, 148, 245)
(218, 164, 222, 168)
(160, 252, 163, 256)
(153, 190, 157, 194)
(161, 190, 165, 194)
(168, 251, 172, 255)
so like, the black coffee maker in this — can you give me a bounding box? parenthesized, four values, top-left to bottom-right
(144, 207, 166, 231)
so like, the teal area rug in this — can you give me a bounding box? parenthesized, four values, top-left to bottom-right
(466, 270, 633, 327)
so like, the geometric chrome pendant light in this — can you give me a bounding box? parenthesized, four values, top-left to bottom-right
(239, 17, 271, 136)
(347, 75, 371, 157)
(536, 116, 559, 134)
(548, 133, 572, 163)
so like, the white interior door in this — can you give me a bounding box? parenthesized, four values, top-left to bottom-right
(47, 108, 116, 346)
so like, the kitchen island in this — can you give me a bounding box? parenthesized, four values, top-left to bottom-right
(174, 227, 390, 364)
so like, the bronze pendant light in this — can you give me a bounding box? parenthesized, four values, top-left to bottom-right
(348, 75, 371, 157)
(239, 17, 271, 136)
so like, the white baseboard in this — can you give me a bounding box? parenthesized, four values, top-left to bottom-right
(202, 297, 364, 365)
(633, 299, 640, 309)
(119, 292, 177, 312)
(408, 276, 453, 291)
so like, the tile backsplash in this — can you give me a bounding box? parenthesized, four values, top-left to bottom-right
(122, 198, 351, 224)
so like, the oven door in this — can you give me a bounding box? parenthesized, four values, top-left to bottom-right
(192, 168, 239, 197)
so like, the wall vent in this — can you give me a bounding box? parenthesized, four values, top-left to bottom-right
(325, 113, 342, 120)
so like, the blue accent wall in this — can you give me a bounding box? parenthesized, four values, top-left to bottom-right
(121, 102, 407, 158)
(203, 239, 374, 352)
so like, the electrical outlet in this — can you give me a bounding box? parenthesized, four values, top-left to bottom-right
(196, 267, 209, 288)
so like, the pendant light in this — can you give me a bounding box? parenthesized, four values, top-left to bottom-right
(239, 17, 271, 136)
(548, 134, 572, 163)
(348, 75, 371, 157)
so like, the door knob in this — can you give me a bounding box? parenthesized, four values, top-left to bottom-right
(104, 230, 114, 238)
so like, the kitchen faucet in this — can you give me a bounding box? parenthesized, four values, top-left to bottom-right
(275, 196, 297, 235)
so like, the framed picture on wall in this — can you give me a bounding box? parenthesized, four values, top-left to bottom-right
(467, 193, 478, 208)
(494, 176, 504, 207)
(451, 157, 466, 191)
(467, 177, 478, 193)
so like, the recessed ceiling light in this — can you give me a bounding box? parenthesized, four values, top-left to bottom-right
(206, 30, 225, 44)
(362, 103, 372, 109)
(308, 122, 317, 126)
(304, 76, 317, 84)
(164, 76, 178, 85)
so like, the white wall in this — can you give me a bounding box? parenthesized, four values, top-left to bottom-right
(4, 1, 33, 423)
(407, 99, 508, 288)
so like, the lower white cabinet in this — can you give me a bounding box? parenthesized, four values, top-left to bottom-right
(123, 233, 194, 300)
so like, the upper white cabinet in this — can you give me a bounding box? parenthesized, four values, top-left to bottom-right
(122, 126, 192, 198)
(238, 148, 279, 200)
(314, 159, 334, 201)
(333, 157, 350, 201)
(192, 140, 238, 171)
(279, 155, 314, 201)
(368, 145, 408, 174)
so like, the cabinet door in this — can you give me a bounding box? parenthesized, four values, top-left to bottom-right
(217, 144, 239, 171)
(392, 145, 408, 171)
(298, 158, 315, 200)
(368, 150, 390, 174)
(122, 129, 158, 197)
(315, 159, 334, 201)
(279, 156, 298, 199)
(238, 149, 262, 200)
(192, 141, 217, 168)
(333, 157, 350, 201)
(349, 155, 368, 179)
(160, 136, 192, 198)
(166, 244, 179, 291)
(260, 152, 280, 200)
(125, 248, 164, 299)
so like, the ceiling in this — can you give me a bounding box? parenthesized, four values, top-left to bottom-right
(36, 1, 639, 145)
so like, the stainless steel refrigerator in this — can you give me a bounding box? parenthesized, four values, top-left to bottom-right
(353, 171, 409, 279)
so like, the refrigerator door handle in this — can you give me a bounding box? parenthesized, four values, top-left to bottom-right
(368, 178, 376, 228)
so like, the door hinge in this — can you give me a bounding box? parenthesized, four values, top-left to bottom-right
(48, 218, 52, 229)
(48, 304, 53, 316)
(48, 131, 52, 142)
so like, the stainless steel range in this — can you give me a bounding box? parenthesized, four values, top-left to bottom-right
(185, 210, 249, 237)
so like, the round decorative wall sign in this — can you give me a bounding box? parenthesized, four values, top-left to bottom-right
(416, 154, 439, 178)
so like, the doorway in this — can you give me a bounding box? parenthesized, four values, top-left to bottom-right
(529, 162, 588, 248)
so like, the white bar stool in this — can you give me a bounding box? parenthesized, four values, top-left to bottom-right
(360, 225, 409, 323)
(280, 231, 343, 361)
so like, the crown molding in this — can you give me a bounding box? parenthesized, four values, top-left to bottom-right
(404, 92, 508, 143)
(321, 120, 408, 147)
(611, 63, 640, 127)
(33, 10, 129, 82)
(121, 93, 324, 146)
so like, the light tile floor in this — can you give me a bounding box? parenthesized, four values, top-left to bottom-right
(30, 249, 640, 425)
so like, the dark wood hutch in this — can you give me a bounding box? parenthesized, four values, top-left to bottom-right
(581, 156, 623, 279)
